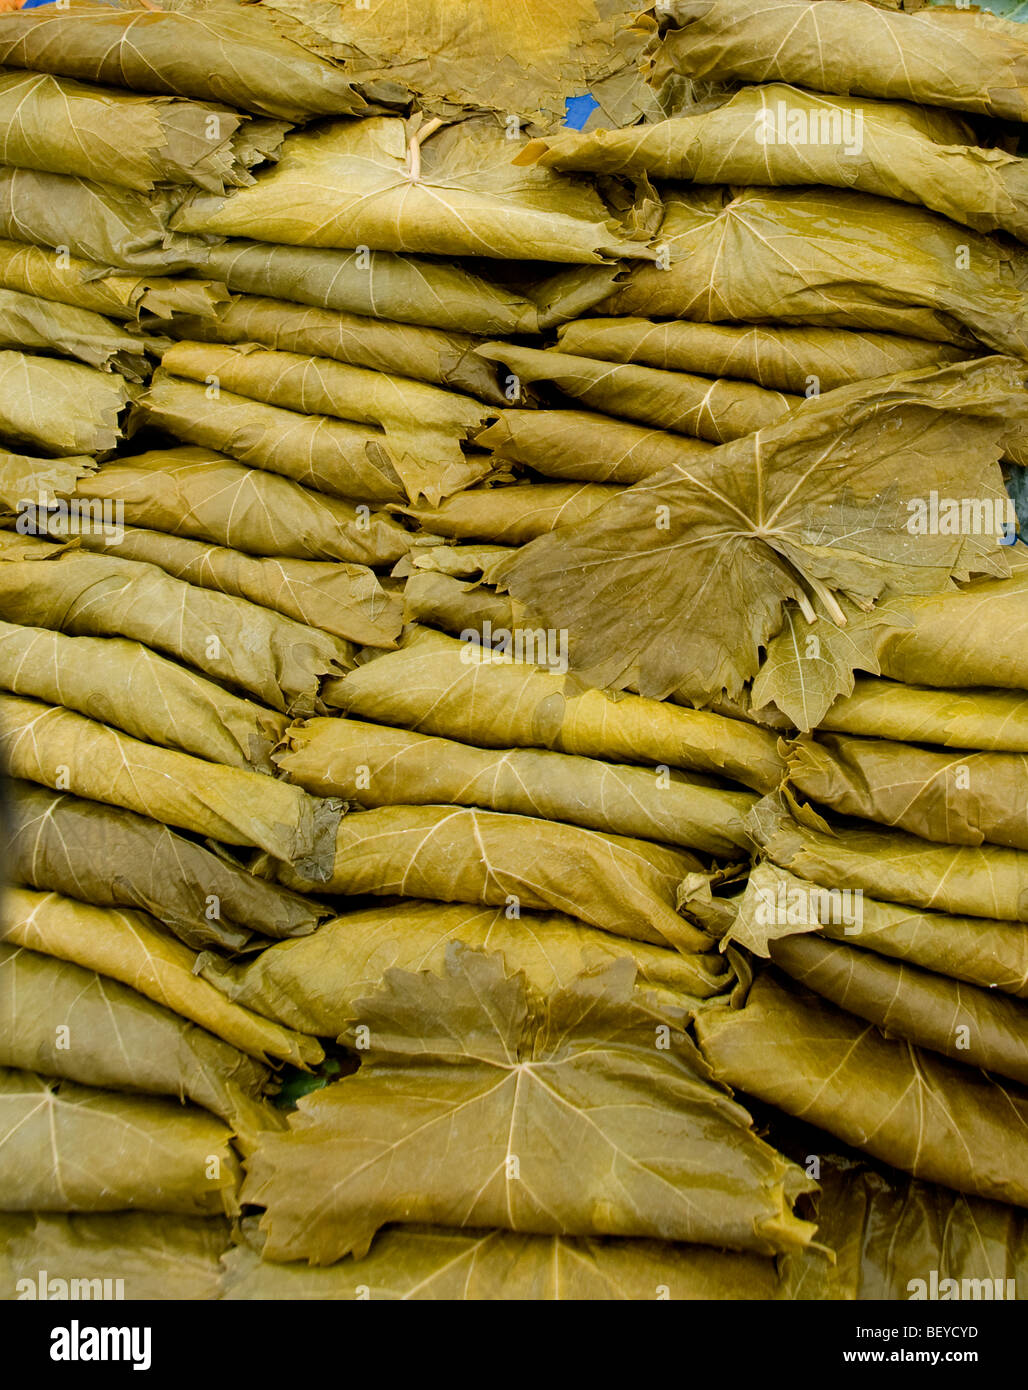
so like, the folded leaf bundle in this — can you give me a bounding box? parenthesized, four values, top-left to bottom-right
(172, 116, 658, 264)
(254, 0, 659, 134)
(0, 2, 371, 122)
(767, 933, 1028, 1086)
(159, 341, 497, 504)
(4, 781, 327, 951)
(0, 452, 96, 510)
(475, 409, 716, 485)
(0, 693, 340, 864)
(556, 320, 968, 396)
(819, 677, 1028, 753)
(0, 168, 214, 277)
(0, 288, 151, 378)
(398, 543, 514, 582)
(0, 70, 285, 194)
(2, 888, 322, 1069)
(402, 571, 516, 639)
(749, 794, 1028, 923)
(0, 236, 229, 324)
(198, 899, 730, 1041)
(0, 1212, 230, 1303)
(524, 84, 1028, 243)
(498, 358, 1020, 707)
(875, 561, 1028, 691)
(204, 239, 539, 335)
(71, 446, 410, 565)
(0, 945, 281, 1143)
(325, 626, 785, 794)
(779, 1155, 1028, 1301)
(274, 803, 716, 954)
(142, 371, 410, 503)
(0, 620, 288, 774)
(69, 526, 402, 647)
(0, 1068, 241, 1216)
(647, 0, 1028, 122)
(0, 548, 355, 714)
(478, 343, 797, 442)
(729, 863, 1028, 1001)
(278, 717, 754, 856)
(167, 293, 505, 403)
(221, 1221, 778, 1301)
(0, 351, 131, 455)
(400, 483, 618, 544)
(243, 949, 815, 1261)
(600, 188, 1028, 355)
(695, 971, 1028, 1208)
(788, 734, 1028, 852)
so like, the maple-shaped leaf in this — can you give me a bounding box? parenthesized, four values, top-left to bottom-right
(243, 945, 815, 1262)
(498, 358, 1020, 705)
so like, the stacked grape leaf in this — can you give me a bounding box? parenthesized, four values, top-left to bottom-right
(0, 0, 1027, 1300)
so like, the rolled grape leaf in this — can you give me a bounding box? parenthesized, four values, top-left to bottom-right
(398, 542, 515, 581)
(141, 371, 410, 503)
(556, 319, 968, 395)
(0, 547, 355, 714)
(4, 780, 328, 951)
(0, 1211, 230, 1302)
(0, 2, 371, 121)
(0, 351, 131, 455)
(257, 0, 660, 133)
(523, 84, 1028, 243)
(221, 1219, 778, 1300)
(478, 343, 797, 442)
(727, 862, 1028, 1001)
(2, 888, 323, 1068)
(767, 933, 1028, 1085)
(647, 0, 1028, 121)
(601, 188, 1028, 355)
(0, 70, 285, 194)
(168, 292, 505, 402)
(695, 969, 1028, 1208)
(0, 168, 214, 277)
(0, 236, 229, 324)
(159, 341, 497, 504)
(400, 483, 618, 544)
(476, 408, 716, 485)
(0, 693, 341, 865)
(0, 945, 280, 1140)
(172, 116, 658, 264)
(324, 625, 785, 794)
(0, 1067, 242, 1215)
(204, 238, 539, 335)
(875, 557, 1028, 690)
(68, 526, 403, 647)
(0, 619, 288, 773)
(274, 802, 720, 953)
(402, 571, 516, 639)
(198, 899, 730, 1042)
(779, 1156, 1028, 1301)
(71, 446, 410, 565)
(243, 948, 815, 1261)
(0, 452, 96, 510)
(498, 358, 1020, 706)
(277, 717, 755, 856)
(819, 677, 1028, 753)
(0, 288, 151, 378)
(787, 733, 1028, 851)
(749, 793, 1028, 923)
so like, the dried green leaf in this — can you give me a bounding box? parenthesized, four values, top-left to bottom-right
(0, 350, 131, 454)
(400, 483, 617, 544)
(0, 288, 151, 377)
(0, 451, 96, 510)
(819, 677, 1028, 752)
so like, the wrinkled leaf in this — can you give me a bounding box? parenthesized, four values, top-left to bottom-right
(402, 571, 516, 639)
(277, 716, 755, 856)
(820, 677, 1028, 752)
(0, 1068, 241, 1215)
(0, 287, 151, 378)
(325, 625, 785, 794)
(4, 780, 327, 951)
(243, 948, 815, 1260)
(0, 451, 96, 510)
(400, 482, 618, 544)
(0, 350, 131, 454)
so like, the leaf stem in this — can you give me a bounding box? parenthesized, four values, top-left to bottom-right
(407, 118, 444, 182)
